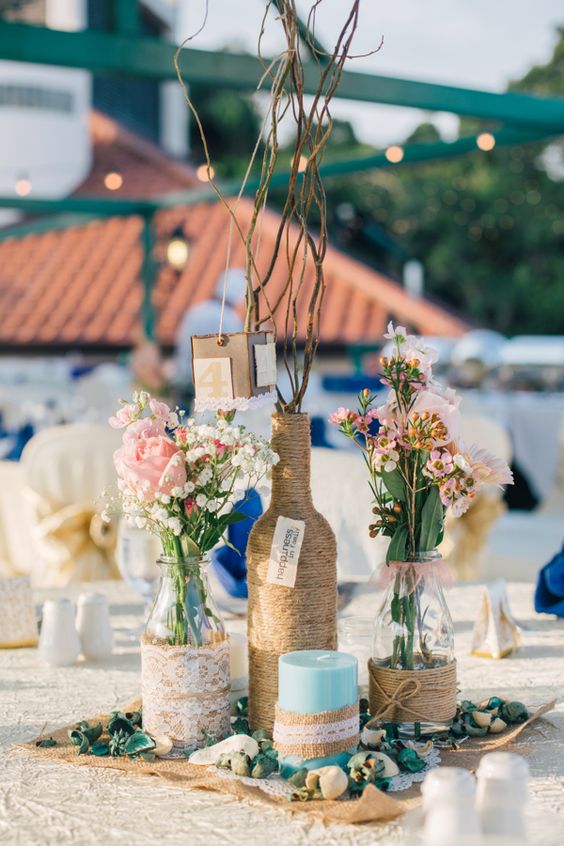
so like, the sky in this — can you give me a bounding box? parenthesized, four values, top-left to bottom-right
(181, 0, 564, 144)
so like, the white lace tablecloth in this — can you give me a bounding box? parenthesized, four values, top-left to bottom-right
(1, 581, 563, 845)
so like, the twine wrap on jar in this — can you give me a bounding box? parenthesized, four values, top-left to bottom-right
(367, 658, 457, 726)
(141, 636, 231, 755)
(273, 702, 359, 758)
(247, 414, 338, 733)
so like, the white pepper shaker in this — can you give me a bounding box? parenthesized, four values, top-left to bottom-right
(76, 592, 113, 660)
(476, 752, 529, 842)
(421, 767, 482, 846)
(38, 598, 81, 667)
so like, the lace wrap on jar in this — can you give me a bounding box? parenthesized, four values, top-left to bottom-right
(141, 636, 231, 755)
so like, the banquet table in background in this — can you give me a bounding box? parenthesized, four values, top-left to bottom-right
(1, 581, 563, 846)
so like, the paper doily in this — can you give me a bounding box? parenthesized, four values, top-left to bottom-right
(212, 748, 441, 799)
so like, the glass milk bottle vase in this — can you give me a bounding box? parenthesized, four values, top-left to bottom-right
(369, 552, 456, 736)
(141, 555, 231, 756)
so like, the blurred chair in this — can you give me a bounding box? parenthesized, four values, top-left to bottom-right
(73, 364, 133, 422)
(310, 447, 388, 580)
(441, 415, 512, 581)
(21, 424, 121, 586)
(0, 461, 35, 577)
(540, 415, 564, 517)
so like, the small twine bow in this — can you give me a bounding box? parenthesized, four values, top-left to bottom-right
(366, 658, 456, 727)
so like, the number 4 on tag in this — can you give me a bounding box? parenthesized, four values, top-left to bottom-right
(193, 358, 234, 400)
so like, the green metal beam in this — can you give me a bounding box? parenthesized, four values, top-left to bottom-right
(0, 193, 156, 215)
(140, 215, 156, 340)
(0, 19, 564, 129)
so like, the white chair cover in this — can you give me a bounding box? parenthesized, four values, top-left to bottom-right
(0, 461, 35, 577)
(21, 424, 121, 586)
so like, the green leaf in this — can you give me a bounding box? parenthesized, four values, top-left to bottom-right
(386, 524, 407, 564)
(381, 468, 406, 502)
(418, 486, 444, 551)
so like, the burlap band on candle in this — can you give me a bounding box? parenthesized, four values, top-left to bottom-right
(368, 658, 457, 725)
(273, 702, 359, 758)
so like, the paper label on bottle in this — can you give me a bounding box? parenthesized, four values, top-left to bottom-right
(266, 516, 306, 588)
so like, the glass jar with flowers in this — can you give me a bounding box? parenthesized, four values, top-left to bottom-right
(331, 324, 513, 735)
(108, 392, 278, 754)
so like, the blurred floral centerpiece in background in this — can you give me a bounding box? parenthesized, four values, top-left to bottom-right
(331, 324, 513, 734)
(107, 391, 278, 754)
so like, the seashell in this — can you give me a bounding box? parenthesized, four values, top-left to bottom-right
(305, 766, 348, 800)
(361, 727, 386, 747)
(489, 717, 508, 734)
(108, 713, 136, 737)
(216, 752, 233, 769)
(405, 740, 433, 759)
(153, 735, 173, 757)
(472, 710, 493, 728)
(371, 752, 400, 778)
(230, 751, 251, 777)
(500, 701, 528, 725)
(348, 751, 371, 770)
(189, 734, 259, 765)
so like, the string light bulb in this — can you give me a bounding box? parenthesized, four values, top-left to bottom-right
(104, 171, 123, 191)
(476, 132, 495, 152)
(15, 176, 32, 197)
(166, 227, 190, 270)
(196, 164, 215, 182)
(385, 145, 404, 164)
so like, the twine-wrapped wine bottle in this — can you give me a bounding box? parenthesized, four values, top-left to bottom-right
(247, 413, 338, 733)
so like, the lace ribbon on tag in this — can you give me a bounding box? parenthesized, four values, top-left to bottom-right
(194, 390, 277, 413)
(141, 637, 231, 755)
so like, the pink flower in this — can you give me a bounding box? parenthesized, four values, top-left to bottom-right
(108, 403, 139, 429)
(456, 443, 513, 487)
(424, 449, 454, 479)
(122, 417, 165, 443)
(114, 436, 187, 499)
(149, 398, 171, 421)
(184, 498, 198, 516)
(410, 388, 461, 445)
(329, 407, 356, 425)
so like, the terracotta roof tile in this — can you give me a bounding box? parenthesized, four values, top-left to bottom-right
(0, 112, 469, 349)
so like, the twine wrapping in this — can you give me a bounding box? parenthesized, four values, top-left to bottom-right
(273, 702, 360, 758)
(247, 414, 338, 732)
(367, 658, 457, 726)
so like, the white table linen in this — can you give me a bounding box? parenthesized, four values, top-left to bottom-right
(1, 580, 563, 845)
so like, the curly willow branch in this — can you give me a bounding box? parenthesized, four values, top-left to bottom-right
(174, 0, 378, 413)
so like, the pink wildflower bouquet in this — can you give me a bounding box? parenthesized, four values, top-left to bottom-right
(330, 323, 513, 565)
(108, 392, 278, 643)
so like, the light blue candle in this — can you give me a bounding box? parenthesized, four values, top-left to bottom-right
(278, 650, 358, 714)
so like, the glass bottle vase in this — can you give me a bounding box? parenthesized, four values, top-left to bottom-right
(141, 556, 231, 755)
(371, 552, 455, 736)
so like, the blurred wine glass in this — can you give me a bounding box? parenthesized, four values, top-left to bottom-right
(116, 520, 161, 638)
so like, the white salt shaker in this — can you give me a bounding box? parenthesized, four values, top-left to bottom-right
(421, 767, 481, 846)
(76, 592, 113, 660)
(38, 598, 81, 667)
(476, 752, 529, 842)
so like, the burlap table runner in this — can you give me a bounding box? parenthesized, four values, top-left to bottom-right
(18, 699, 556, 825)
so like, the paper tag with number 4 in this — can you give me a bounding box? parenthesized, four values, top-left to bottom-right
(193, 357, 234, 401)
(266, 516, 306, 588)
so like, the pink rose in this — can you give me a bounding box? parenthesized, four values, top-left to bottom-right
(122, 417, 165, 443)
(114, 436, 187, 499)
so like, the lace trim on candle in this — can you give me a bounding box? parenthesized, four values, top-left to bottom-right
(194, 390, 277, 413)
(141, 638, 231, 755)
(273, 714, 359, 746)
